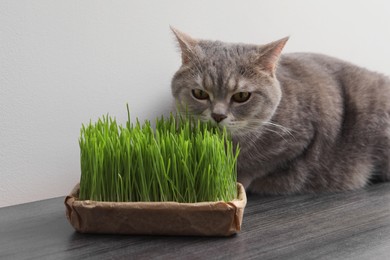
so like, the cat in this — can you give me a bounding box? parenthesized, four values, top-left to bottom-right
(170, 27, 390, 195)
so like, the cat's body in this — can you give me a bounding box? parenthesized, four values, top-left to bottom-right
(238, 52, 390, 194)
(170, 28, 390, 194)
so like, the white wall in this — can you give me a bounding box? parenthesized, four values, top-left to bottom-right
(1, 0, 390, 207)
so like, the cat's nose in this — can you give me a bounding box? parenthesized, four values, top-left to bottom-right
(211, 113, 227, 123)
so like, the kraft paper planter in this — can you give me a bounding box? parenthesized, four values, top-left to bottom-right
(65, 183, 247, 237)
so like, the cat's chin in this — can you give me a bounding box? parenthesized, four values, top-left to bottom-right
(228, 124, 265, 141)
(221, 121, 260, 137)
(229, 130, 251, 140)
(224, 126, 252, 140)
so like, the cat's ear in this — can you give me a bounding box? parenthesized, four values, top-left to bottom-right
(255, 37, 289, 75)
(170, 26, 198, 64)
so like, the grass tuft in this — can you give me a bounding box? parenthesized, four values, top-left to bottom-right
(78, 105, 239, 203)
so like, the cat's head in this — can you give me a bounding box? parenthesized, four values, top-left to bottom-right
(171, 27, 288, 137)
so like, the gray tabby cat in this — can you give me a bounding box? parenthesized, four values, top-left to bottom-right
(170, 27, 390, 194)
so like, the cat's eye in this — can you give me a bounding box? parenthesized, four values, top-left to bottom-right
(192, 89, 209, 100)
(232, 92, 251, 103)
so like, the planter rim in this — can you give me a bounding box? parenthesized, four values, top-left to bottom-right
(65, 183, 247, 236)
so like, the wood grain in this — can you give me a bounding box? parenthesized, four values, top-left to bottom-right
(1, 183, 389, 259)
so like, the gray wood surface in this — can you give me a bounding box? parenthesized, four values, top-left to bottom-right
(1, 183, 389, 260)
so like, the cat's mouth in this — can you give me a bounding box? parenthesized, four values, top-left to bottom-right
(210, 119, 244, 136)
(191, 112, 250, 137)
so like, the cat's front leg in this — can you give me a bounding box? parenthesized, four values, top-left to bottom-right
(237, 172, 254, 190)
(237, 164, 269, 190)
(247, 164, 309, 195)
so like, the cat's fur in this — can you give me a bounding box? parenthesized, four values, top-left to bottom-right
(170, 27, 390, 194)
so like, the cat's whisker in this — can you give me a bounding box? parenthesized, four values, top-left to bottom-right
(238, 132, 271, 160)
(233, 122, 293, 144)
(265, 121, 293, 133)
(262, 126, 290, 143)
(263, 121, 296, 141)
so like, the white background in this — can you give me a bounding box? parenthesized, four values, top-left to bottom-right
(1, 0, 390, 207)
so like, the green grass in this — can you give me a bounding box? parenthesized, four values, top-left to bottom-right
(78, 106, 239, 203)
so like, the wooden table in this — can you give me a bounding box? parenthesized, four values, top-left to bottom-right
(1, 183, 389, 259)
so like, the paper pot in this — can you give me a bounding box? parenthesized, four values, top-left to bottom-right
(65, 183, 247, 236)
